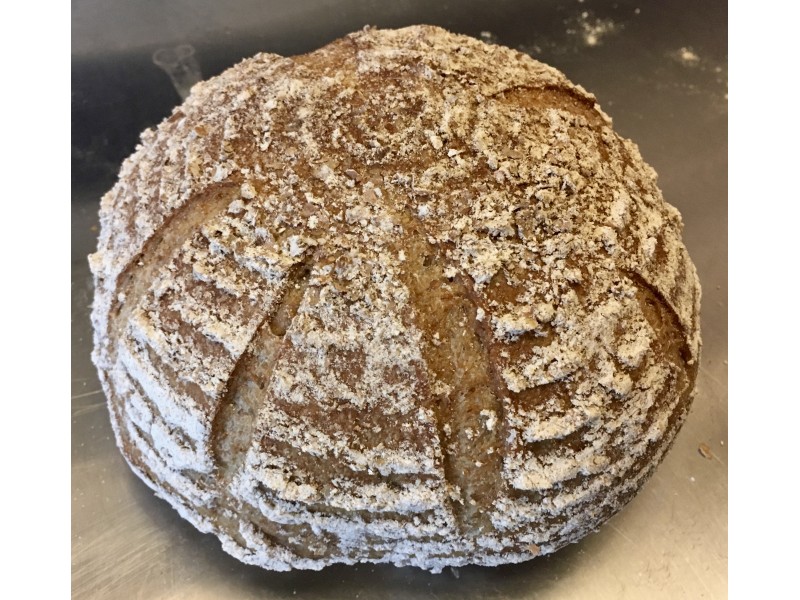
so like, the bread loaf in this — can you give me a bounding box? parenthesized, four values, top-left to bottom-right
(89, 25, 701, 572)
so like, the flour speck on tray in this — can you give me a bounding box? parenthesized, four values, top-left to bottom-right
(672, 46, 701, 67)
(567, 11, 621, 47)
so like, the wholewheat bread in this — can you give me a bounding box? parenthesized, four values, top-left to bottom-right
(89, 25, 701, 572)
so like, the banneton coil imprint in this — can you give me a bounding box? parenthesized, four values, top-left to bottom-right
(90, 25, 701, 572)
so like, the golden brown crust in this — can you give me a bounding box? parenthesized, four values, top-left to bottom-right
(90, 25, 700, 572)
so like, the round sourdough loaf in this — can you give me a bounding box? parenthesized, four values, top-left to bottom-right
(90, 25, 701, 572)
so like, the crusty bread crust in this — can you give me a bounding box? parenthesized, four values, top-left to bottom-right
(90, 25, 700, 572)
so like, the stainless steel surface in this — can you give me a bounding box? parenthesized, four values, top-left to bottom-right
(72, 2, 727, 597)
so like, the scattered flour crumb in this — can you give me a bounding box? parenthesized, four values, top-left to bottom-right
(479, 31, 499, 45)
(570, 12, 620, 47)
(673, 47, 701, 67)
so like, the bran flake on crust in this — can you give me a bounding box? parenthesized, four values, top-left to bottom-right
(89, 25, 701, 573)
